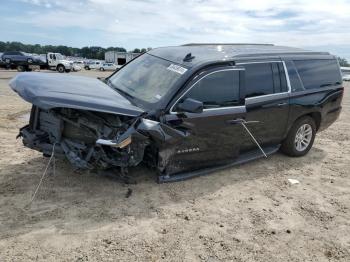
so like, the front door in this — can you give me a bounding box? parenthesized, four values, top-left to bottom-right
(163, 66, 247, 175)
(47, 53, 57, 67)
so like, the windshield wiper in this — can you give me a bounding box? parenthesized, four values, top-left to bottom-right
(107, 80, 135, 100)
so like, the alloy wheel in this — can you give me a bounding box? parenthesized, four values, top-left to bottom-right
(294, 124, 313, 152)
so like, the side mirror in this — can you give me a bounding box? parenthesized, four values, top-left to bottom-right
(176, 98, 203, 113)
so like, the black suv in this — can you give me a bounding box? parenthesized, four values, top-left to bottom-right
(10, 44, 343, 182)
(1, 51, 39, 64)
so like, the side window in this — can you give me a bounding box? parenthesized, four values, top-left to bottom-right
(294, 59, 341, 90)
(180, 70, 240, 109)
(244, 63, 274, 98)
(285, 61, 304, 92)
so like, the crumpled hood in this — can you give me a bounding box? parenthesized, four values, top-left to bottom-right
(9, 72, 144, 116)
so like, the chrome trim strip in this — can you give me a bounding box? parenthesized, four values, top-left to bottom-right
(170, 68, 244, 114)
(203, 105, 246, 111)
(282, 61, 292, 93)
(236, 61, 282, 65)
(245, 92, 289, 105)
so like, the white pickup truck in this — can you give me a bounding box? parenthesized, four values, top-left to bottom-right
(45, 52, 73, 73)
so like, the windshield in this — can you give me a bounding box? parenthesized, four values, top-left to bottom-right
(108, 54, 185, 104)
(55, 53, 64, 60)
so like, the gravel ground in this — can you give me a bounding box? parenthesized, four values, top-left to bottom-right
(0, 69, 349, 261)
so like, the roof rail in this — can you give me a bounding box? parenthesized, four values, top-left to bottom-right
(182, 43, 274, 46)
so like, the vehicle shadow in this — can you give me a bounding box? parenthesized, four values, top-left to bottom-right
(0, 146, 327, 239)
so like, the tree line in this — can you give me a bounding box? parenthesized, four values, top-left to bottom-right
(0, 41, 150, 60)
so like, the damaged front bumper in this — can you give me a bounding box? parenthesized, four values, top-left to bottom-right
(19, 106, 188, 179)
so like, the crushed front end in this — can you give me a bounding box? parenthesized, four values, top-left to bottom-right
(19, 106, 150, 171)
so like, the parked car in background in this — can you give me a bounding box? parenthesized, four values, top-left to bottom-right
(9, 44, 344, 183)
(84, 61, 103, 70)
(1, 51, 40, 64)
(99, 62, 119, 71)
(341, 66, 350, 81)
(72, 62, 82, 72)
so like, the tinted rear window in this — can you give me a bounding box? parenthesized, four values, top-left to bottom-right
(244, 63, 274, 98)
(294, 59, 341, 89)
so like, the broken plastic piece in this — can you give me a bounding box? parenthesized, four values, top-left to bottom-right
(288, 178, 300, 184)
(96, 136, 132, 148)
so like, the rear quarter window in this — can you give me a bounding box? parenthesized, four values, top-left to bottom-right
(294, 59, 341, 90)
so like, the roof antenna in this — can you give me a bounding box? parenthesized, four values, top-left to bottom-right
(183, 53, 195, 62)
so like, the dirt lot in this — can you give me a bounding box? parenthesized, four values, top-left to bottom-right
(0, 69, 349, 261)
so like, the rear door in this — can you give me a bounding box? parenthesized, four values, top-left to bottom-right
(164, 66, 247, 174)
(238, 61, 290, 152)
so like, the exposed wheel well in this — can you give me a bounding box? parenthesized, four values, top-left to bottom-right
(307, 112, 321, 131)
(295, 112, 321, 131)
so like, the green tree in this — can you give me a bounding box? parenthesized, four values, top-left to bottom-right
(0, 41, 145, 59)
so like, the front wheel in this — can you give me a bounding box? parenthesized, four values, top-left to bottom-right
(57, 65, 65, 73)
(65, 69, 71, 73)
(281, 116, 316, 157)
(99, 67, 105, 71)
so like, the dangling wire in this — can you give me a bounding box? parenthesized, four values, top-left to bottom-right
(27, 143, 56, 206)
(240, 122, 267, 158)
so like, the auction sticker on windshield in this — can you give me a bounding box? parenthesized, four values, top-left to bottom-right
(167, 64, 188, 75)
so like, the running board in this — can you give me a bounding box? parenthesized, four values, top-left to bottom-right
(157, 145, 280, 183)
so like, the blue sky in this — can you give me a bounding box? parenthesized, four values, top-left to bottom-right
(1, 0, 350, 60)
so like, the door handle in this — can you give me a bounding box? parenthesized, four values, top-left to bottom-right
(226, 118, 260, 125)
(226, 118, 245, 125)
(277, 102, 287, 107)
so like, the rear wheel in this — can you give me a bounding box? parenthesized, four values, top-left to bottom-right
(57, 65, 65, 73)
(281, 116, 316, 157)
(17, 65, 25, 72)
(100, 67, 105, 71)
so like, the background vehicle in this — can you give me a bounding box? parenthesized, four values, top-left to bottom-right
(341, 66, 350, 81)
(0, 51, 73, 72)
(1, 51, 40, 64)
(10, 44, 344, 182)
(84, 61, 103, 70)
(72, 62, 82, 72)
(99, 62, 119, 71)
(43, 53, 73, 73)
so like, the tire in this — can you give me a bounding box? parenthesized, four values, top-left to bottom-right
(65, 69, 71, 73)
(100, 67, 105, 71)
(17, 65, 25, 72)
(27, 58, 33, 63)
(57, 65, 65, 73)
(5, 58, 10, 64)
(281, 116, 316, 157)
